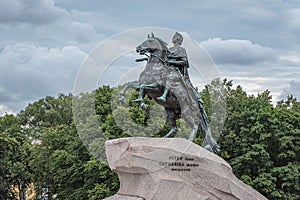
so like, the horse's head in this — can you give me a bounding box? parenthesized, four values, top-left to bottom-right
(136, 33, 168, 55)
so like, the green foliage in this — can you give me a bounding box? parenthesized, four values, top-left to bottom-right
(95, 86, 114, 123)
(30, 124, 87, 199)
(17, 94, 73, 138)
(217, 82, 300, 200)
(1, 83, 300, 200)
(0, 114, 31, 200)
(84, 160, 119, 199)
(200, 78, 230, 142)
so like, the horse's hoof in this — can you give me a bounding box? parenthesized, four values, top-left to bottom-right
(133, 99, 142, 103)
(119, 97, 126, 105)
(157, 96, 166, 102)
(204, 144, 220, 154)
(163, 128, 178, 138)
(214, 144, 221, 153)
(204, 145, 213, 153)
(140, 103, 147, 110)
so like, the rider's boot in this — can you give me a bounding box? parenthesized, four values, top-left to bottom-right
(157, 86, 169, 102)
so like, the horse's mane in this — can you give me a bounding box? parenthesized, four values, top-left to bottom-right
(155, 37, 168, 51)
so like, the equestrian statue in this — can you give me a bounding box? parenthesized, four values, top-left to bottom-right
(119, 32, 220, 154)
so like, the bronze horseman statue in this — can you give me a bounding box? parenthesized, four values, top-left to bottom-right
(120, 32, 220, 154)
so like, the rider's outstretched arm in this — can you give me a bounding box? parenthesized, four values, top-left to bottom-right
(135, 57, 148, 62)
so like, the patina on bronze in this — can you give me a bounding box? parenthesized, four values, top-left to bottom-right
(119, 32, 220, 154)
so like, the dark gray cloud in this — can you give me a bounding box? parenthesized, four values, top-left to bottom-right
(53, 0, 299, 49)
(0, 0, 300, 114)
(200, 38, 277, 65)
(0, 43, 87, 113)
(1, 0, 299, 50)
(0, 0, 104, 52)
(0, 0, 68, 24)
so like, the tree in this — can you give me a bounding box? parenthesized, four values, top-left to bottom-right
(30, 124, 90, 199)
(2, 83, 299, 200)
(27, 89, 120, 199)
(217, 82, 300, 200)
(17, 94, 73, 138)
(84, 160, 119, 199)
(0, 114, 32, 200)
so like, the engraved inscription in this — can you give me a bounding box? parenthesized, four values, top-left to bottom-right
(159, 155, 199, 171)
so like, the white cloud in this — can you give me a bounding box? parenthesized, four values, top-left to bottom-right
(200, 38, 277, 65)
(278, 50, 300, 65)
(226, 76, 290, 101)
(200, 37, 300, 102)
(32, 18, 102, 50)
(288, 8, 300, 30)
(0, 43, 87, 112)
(279, 80, 300, 100)
(218, 61, 300, 103)
(0, 104, 13, 116)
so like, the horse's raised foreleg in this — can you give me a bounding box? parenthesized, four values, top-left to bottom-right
(119, 81, 139, 104)
(133, 83, 159, 109)
(133, 83, 159, 102)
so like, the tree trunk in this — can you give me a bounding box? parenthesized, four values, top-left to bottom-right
(17, 182, 27, 200)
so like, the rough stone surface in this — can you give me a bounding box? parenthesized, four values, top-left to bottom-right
(103, 137, 268, 200)
(105, 194, 144, 200)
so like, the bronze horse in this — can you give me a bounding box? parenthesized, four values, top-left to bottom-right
(119, 33, 220, 153)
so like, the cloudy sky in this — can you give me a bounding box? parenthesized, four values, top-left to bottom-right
(1, 0, 300, 115)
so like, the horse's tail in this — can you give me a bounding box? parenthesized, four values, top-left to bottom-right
(198, 106, 220, 154)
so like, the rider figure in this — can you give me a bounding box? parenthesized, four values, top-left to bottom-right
(157, 32, 203, 105)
